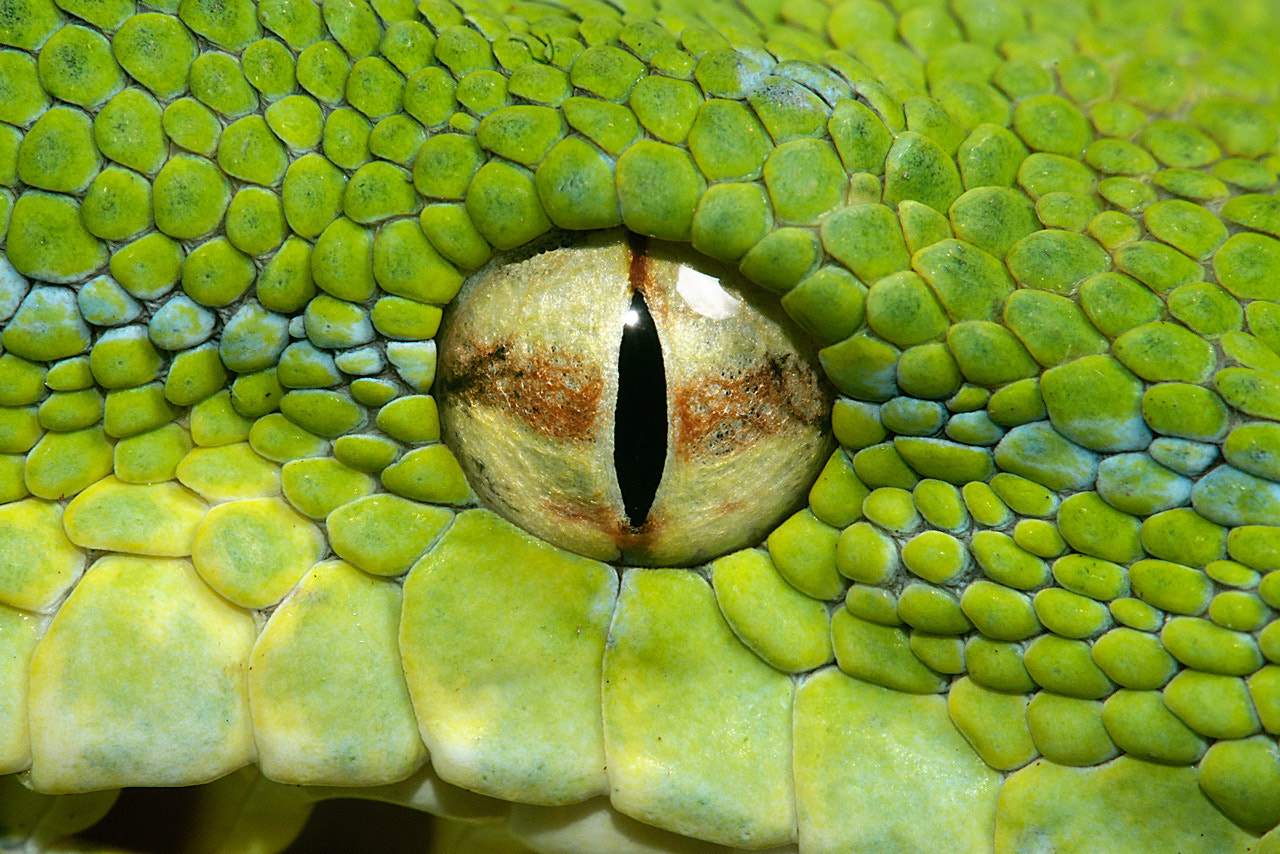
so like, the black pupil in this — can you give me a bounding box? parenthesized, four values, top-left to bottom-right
(614, 291, 667, 528)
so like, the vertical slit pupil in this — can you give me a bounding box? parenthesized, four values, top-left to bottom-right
(614, 291, 667, 528)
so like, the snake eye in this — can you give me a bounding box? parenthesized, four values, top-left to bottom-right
(436, 232, 834, 566)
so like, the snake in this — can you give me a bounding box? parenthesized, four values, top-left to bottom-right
(2, 0, 1280, 851)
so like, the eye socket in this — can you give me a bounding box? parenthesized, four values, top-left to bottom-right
(436, 232, 834, 567)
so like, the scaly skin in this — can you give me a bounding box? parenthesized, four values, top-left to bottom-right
(3, 0, 1280, 852)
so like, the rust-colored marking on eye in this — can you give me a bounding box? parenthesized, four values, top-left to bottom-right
(627, 232, 650, 295)
(670, 354, 829, 461)
(541, 493, 670, 553)
(438, 341, 604, 442)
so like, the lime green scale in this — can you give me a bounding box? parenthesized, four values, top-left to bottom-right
(3, 0, 1280, 851)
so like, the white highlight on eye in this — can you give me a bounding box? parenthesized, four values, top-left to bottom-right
(676, 265, 742, 320)
(622, 308, 640, 327)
